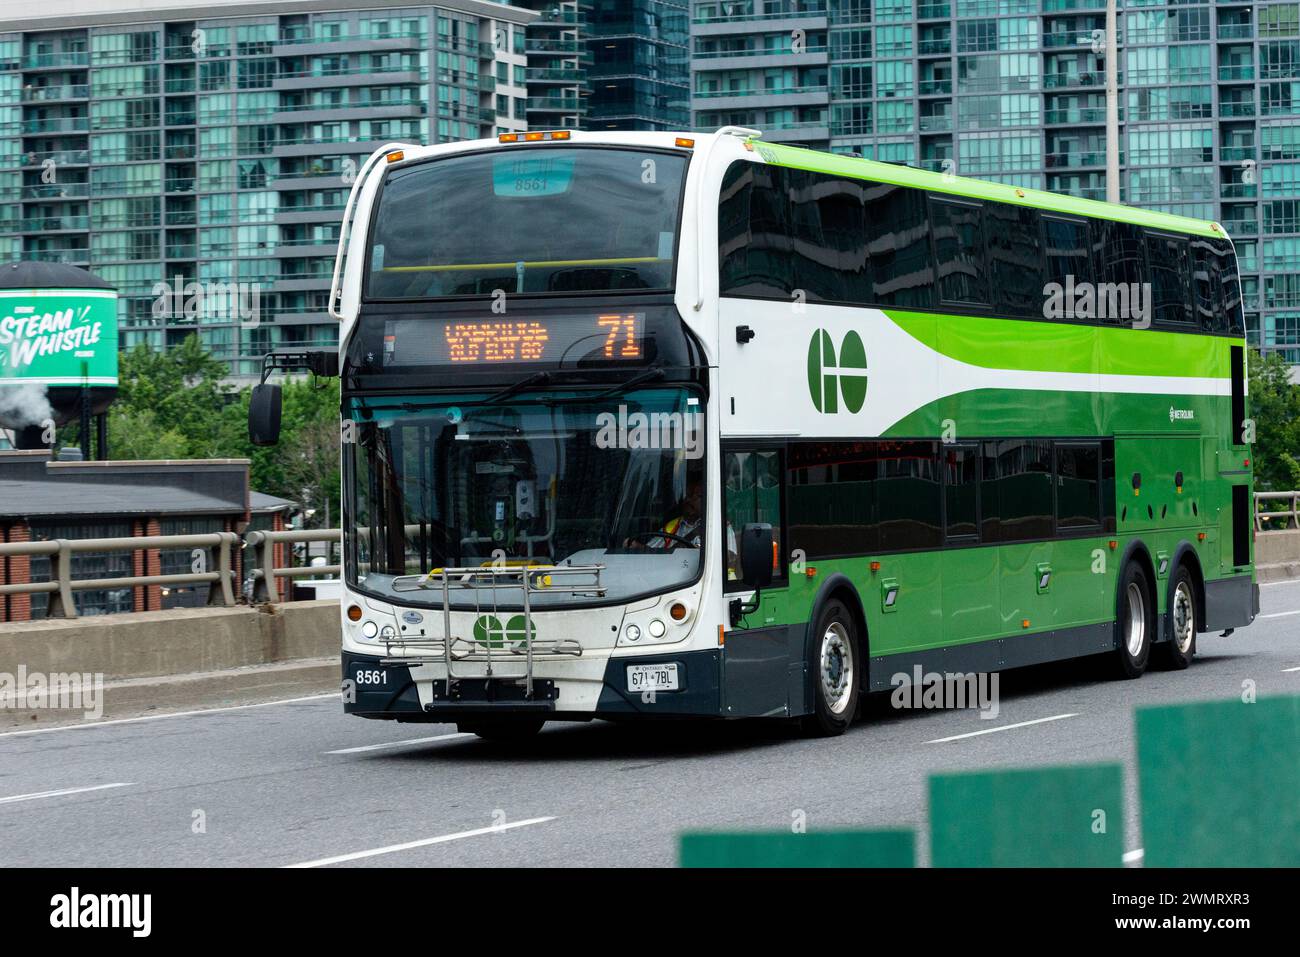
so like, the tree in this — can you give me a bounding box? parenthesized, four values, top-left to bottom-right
(1247, 348, 1300, 492)
(106, 335, 342, 526)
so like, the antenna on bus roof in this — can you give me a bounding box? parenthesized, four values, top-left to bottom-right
(714, 126, 762, 139)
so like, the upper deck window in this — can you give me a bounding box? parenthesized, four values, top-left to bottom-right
(367, 146, 688, 300)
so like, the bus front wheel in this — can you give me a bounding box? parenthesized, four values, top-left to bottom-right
(1113, 561, 1154, 679)
(802, 599, 861, 737)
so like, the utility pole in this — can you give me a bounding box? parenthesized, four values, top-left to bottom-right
(1105, 0, 1121, 204)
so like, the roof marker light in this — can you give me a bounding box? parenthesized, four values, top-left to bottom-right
(385, 150, 404, 163)
(675, 137, 695, 148)
(498, 133, 519, 143)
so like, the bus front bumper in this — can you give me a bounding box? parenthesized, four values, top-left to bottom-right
(341, 648, 723, 721)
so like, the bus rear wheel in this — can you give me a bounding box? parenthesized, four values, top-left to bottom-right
(457, 717, 546, 741)
(1157, 566, 1197, 670)
(802, 599, 861, 737)
(1113, 561, 1154, 679)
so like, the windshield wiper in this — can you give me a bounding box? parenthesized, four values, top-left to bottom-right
(481, 371, 551, 406)
(549, 368, 667, 405)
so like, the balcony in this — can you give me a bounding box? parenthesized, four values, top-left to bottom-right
(22, 182, 90, 199)
(1219, 65, 1255, 82)
(20, 249, 90, 263)
(1218, 24, 1254, 41)
(918, 80, 952, 96)
(22, 52, 89, 69)
(1220, 147, 1256, 163)
(1045, 108, 1107, 124)
(21, 85, 89, 103)
(21, 117, 89, 134)
(1045, 151, 1108, 168)
(1221, 102, 1257, 117)
(18, 215, 89, 232)
(919, 115, 952, 133)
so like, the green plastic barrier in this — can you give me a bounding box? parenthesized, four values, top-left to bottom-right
(679, 829, 916, 868)
(930, 764, 1125, 867)
(1136, 694, 1300, 867)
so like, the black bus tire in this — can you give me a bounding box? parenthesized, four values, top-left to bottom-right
(1113, 561, 1154, 679)
(1157, 565, 1197, 670)
(801, 599, 861, 737)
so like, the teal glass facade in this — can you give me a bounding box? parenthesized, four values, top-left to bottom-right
(2, 3, 530, 378)
(690, 0, 1300, 365)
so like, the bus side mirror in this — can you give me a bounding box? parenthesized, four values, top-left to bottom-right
(248, 383, 282, 446)
(740, 523, 774, 590)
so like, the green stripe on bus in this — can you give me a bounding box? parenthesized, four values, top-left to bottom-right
(929, 764, 1125, 867)
(752, 140, 1224, 239)
(884, 310, 1230, 378)
(882, 389, 1229, 439)
(1136, 696, 1300, 867)
(679, 829, 916, 868)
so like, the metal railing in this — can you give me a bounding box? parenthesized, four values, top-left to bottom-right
(1256, 491, 1300, 531)
(0, 533, 238, 618)
(245, 529, 341, 603)
(0, 529, 345, 619)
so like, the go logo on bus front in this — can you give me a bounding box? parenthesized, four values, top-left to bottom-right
(807, 329, 868, 414)
(472, 614, 532, 648)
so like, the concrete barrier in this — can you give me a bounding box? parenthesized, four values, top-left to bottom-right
(0, 601, 341, 728)
(1257, 530, 1300, 583)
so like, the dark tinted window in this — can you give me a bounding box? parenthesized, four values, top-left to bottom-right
(1095, 220, 1146, 325)
(988, 203, 1044, 319)
(719, 163, 795, 298)
(368, 147, 686, 298)
(1055, 443, 1101, 529)
(983, 439, 1054, 541)
(787, 442, 879, 558)
(943, 443, 980, 540)
(1191, 236, 1218, 331)
(877, 441, 941, 550)
(931, 198, 988, 306)
(867, 184, 935, 308)
(1101, 439, 1116, 533)
(792, 171, 871, 304)
(1217, 240, 1245, 336)
(1043, 216, 1091, 306)
(1145, 232, 1192, 325)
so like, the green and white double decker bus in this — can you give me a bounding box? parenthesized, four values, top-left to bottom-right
(269, 127, 1257, 739)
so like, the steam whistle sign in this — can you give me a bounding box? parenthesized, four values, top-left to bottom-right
(0, 289, 119, 386)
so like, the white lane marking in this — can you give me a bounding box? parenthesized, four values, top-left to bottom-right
(1283, 666, 1300, 673)
(0, 782, 133, 806)
(0, 693, 340, 740)
(925, 713, 1078, 744)
(1259, 609, 1300, 620)
(284, 817, 556, 868)
(1260, 579, 1300, 587)
(325, 732, 470, 754)
(1123, 848, 1145, 864)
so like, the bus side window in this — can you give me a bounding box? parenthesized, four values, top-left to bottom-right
(723, 450, 784, 584)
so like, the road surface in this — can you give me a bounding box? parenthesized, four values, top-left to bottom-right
(2, 580, 1297, 867)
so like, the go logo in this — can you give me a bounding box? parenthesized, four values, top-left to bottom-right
(807, 329, 868, 413)
(472, 614, 533, 648)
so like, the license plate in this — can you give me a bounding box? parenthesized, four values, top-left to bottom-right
(626, 662, 679, 693)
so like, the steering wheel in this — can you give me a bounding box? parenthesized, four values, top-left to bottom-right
(625, 529, 699, 549)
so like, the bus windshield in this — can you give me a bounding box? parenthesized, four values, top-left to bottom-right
(345, 388, 705, 609)
(366, 146, 688, 299)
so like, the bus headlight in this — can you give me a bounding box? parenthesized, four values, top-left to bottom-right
(361, 620, 379, 639)
(648, 619, 667, 639)
(624, 624, 642, 642)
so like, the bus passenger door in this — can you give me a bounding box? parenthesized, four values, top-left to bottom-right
(719, 447, 797, 717)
